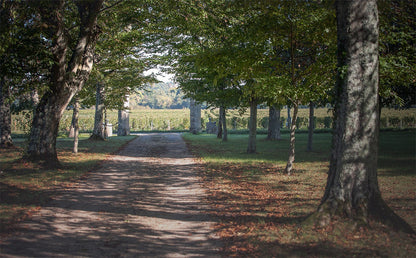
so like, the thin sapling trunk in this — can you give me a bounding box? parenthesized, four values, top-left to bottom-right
(284, 103, 298, 175)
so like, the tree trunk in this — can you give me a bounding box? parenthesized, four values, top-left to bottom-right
(217, 106, 223, 139)
(0, 76, 13, 148)
(68, 123, 75, 138)
(284, 103, 298, 175)
(72, 97, 80, 154)
(90, 83, 105, 140)
(25, 0, 103, 167)
(247, 100, 257, 154)
(286, 107, 291, 129)
(221, 106, 228, 142)
(267, 105, 281, 140)
(26, 92, 70, 166)
(307, 101, 314, 152)
(69, 99, 77, 138)
(310, 0, 414, 234)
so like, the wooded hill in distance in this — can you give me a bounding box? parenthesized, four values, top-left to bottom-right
(131, 82, 189, 109)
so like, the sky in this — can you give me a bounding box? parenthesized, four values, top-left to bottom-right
(144, 68, 175, 83)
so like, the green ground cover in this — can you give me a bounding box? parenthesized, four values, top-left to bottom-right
(183, 130, 416, 257)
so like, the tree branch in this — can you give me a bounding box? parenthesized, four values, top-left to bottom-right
(99, 0, 123, 13)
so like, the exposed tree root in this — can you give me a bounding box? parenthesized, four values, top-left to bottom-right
(21, 154, 62, 169)
(303, 194, 415, 235)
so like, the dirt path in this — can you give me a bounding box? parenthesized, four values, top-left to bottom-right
(0, 133, 220, 257)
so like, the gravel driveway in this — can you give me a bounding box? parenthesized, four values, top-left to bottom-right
(0, 133, 220, 257)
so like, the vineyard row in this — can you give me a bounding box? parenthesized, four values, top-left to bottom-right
(11, 108, 416, 134)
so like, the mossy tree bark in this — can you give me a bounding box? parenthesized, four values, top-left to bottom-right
(310, 0, 414, 234)
(25, 0, 103, 167)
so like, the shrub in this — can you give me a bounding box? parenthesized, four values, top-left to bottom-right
(389, 117, 401, 128)
(402, 116, 415, 128)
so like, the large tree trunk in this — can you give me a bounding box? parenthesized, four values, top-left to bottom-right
(307, 101, 314, 152)
(72, 97, 80, 154)
(310, 0, 414, 234)
(27, 91, 72, 166)
(247, 100, 257, 154)
(0, 1, 14, 148)
(267, 105, 281, 140)
(217, 106, 223, 139)
(221, 106, 228, 142)
(0, 76, 13, 148)
(90, 83, 105, 140)
(25, 0, 103, 167)
(284, 103, 298, 175)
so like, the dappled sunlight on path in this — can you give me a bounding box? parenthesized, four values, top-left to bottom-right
(0, 133, 220, 257)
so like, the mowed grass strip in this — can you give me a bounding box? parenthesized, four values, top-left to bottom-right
(0, 134, 137, 233)
(183, 130, 416, 257)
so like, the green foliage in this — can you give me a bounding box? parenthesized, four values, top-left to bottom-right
(242, 1, 337, 108)
(79, 1, 159, 110)
(379, 0, 416, 108)
(3, 0, 415, 153)
(0, 0, 50, 105)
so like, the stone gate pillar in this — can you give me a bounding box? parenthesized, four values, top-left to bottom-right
(189, 99, 201, 134)
(117, 94, 130, 136)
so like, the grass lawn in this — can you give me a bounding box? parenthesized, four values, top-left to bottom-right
(183, 129, 416, 257)
(0, 134, 137, 233)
